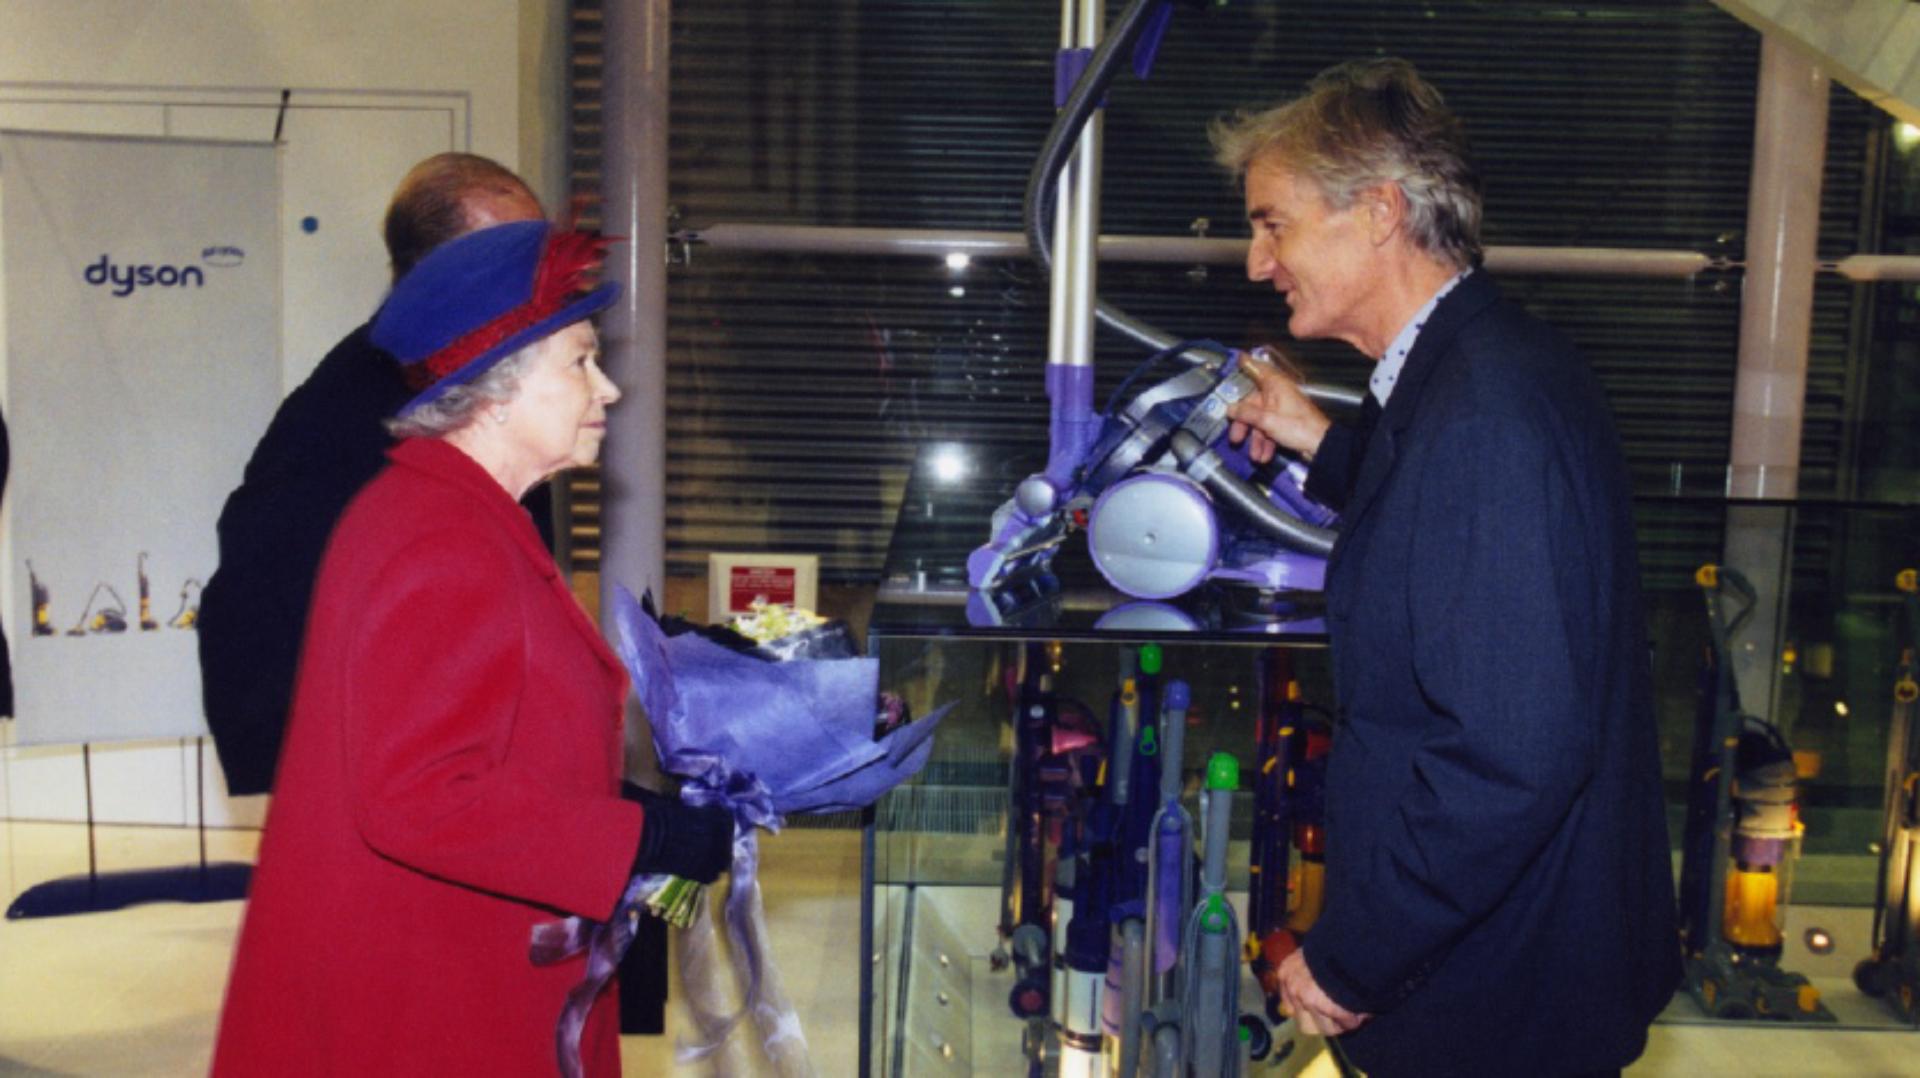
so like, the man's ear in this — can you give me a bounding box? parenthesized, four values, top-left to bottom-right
(1362, 182, 1406, 247)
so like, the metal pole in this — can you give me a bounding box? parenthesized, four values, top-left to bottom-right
(598, 0, 671, 611)
(1046, 0, 1074, 372)
(82, 743, 97, 907)
(1826, 254, 1920, 282)
(859, 805, 877, 1078)
(1723, 34, 1829, 731)
(687, 225, 1858, 279)
(196, 737, 209, 883)
(1050, 0, 1103, 373)
(1729, 34, 1827, 502)
(1066, 0, 1103, 371)
(598, 0, 676, 1047)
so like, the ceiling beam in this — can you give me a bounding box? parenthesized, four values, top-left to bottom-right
(1712, 0, 1920, 124)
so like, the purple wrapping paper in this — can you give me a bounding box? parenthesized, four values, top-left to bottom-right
(611, 586, 947, 815)
(536, 587, 948, 1075)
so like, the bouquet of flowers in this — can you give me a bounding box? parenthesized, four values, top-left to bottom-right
(532, 587, 947, 1076)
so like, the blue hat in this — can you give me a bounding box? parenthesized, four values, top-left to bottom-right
(372, 220, 621, 415)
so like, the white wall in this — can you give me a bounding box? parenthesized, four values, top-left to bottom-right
(0, 0, 569, 829)
(0, 2, 525, 155)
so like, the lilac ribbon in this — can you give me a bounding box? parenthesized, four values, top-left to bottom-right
(530, 587, 949, 1074)
(530, 870, 670, 1078)
(673, 754, 785, 1061)
(529, 757, 785, 1076)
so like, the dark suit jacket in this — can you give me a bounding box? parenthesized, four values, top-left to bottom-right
(1300, 272, 1680, 1076)
(199, 325, 410, 794)
(198, 323, 556, 794)
(1304, 392, 1377, 514)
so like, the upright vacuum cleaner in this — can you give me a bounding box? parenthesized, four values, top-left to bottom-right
(1855, 568, 1920, 1023)
(1183, 753, 1247, 1076)
(1003, 646, 1065, 1053)
(1678, 564, 1834, 1021)
(1103, 647, 1163, 1074)
(1247, 649, 1331, 1031)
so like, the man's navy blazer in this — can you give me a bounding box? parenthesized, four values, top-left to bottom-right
(1298, 272, 1680, 1076)
(199, 325, 554, 795)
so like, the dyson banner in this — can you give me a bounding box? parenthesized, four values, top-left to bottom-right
(2, 131, 280, 745)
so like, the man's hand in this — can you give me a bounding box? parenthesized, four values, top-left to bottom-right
(1227, 350, 1331, 464)
(1277, 949, 1371, 1037)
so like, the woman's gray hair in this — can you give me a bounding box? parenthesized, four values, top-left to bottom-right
(1209, 58, 1483, 269)
(385, 344, 536, 439)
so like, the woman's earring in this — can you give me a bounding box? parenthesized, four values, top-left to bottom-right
(491, 407, 509, 425)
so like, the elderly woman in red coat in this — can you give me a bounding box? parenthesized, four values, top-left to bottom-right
(212, 220, 732, 1077)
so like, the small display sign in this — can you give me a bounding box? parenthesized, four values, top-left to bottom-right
(707, 553, 819, 619)
(730, 565, 797, 610)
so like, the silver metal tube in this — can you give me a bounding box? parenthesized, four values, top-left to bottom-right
(689, 223, 1028, 257)
(1150, 1015, 1182, 1078)
(1051, 0, 1102, 371)
(687, 223, 1743, 278)
(1050, 173, 1083, 363)
(1069, 0, 1103, 371)
(1111, 680, 1139, 809)
(1826, 254, 1920, 282)
(1158, 685, 1186, 806)
(597, 0, 670, 607)
(1048, 0, 1076, 373)
(1482, 245, 1716, 278)
(1117, 918, 1147, 1078)
(1201, 781, 1232, 897)
(1190, 922, 1233, 1078)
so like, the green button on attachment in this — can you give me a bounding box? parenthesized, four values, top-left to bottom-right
(1206, 752, 1238, 792)
(1201, 893, 1231, 933)
(1139, 643, 1163, 675)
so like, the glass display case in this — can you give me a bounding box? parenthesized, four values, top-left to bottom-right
(861, 464, 1339, 1076)
(864, 633, 1335, 1074)
(856, 470, 1920, 1076)
(1631, 495, 1920, 1029)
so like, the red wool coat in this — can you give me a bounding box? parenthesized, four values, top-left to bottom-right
(213, 437, 644, 1077)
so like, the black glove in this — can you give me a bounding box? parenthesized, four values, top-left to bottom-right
(623, 781, 734, 885)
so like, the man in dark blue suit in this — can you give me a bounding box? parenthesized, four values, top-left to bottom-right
(199, 154, 547, 795)
(1216, 60, 1679, 1076)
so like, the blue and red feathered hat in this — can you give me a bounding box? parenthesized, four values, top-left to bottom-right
(372, 220, 622, 415)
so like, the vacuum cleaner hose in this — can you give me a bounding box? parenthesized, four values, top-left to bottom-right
(1169, 430, 1338, 557)
(1025, 0, 1363, 410)
(1024, 0, 1229, 367)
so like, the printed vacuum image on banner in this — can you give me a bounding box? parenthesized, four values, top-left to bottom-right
(27, 553, 201, 637)
(2, 131, 280, 746)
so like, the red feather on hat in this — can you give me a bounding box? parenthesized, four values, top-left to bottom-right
(529, 229, 613, 312)
(405, 229, 614, 391)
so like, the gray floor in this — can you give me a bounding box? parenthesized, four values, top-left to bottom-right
(2, 821, 1917, 1076)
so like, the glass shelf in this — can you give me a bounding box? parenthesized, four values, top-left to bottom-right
(857, 465, 1920, 1075)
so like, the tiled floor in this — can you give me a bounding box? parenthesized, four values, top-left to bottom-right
(0, 820, 866, 1076)
(2, 820, 1917, 1076)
